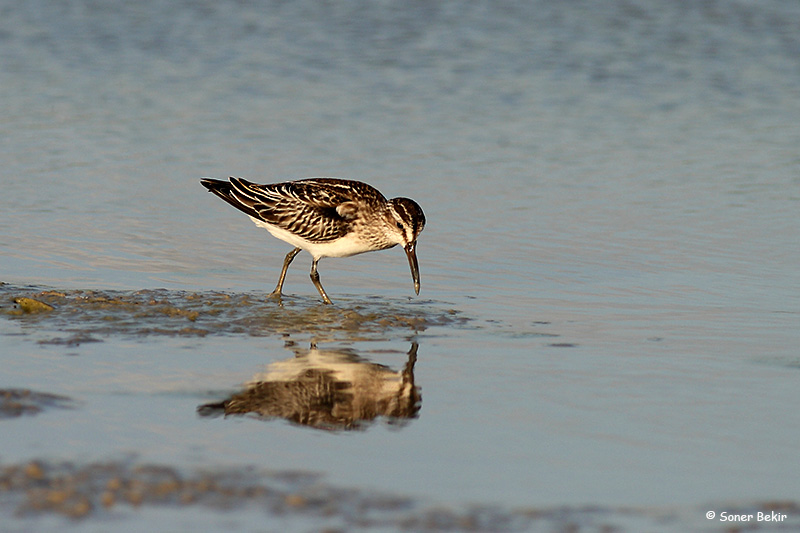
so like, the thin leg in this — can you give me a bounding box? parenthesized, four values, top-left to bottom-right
(268, 247, 301, 299)
(309, 258, 333, 305)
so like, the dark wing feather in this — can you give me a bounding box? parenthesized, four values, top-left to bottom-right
(205, 178, 384, 243)
(201, 178, 261, 219)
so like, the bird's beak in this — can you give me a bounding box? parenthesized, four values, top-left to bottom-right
(404, 241, 421, 295)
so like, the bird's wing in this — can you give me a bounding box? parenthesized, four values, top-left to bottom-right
(228, 178, 373, 242)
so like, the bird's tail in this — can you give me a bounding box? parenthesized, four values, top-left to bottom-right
(200, 177, 261, 219)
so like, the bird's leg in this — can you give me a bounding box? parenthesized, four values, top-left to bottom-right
(268, 247, 301, 300)
(309, 258, 333, 305)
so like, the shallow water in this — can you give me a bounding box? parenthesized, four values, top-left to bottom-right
(2, 0, 800, 530)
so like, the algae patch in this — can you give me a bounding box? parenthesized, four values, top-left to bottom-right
(3, 459, 790, 531)
(0, 389, 74, 419)
(0, 459, 410, 522)
(10, 297, 54, 314)
(1, 284, 468, 342)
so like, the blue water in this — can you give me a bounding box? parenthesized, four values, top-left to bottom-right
(2, 1, 800, 530)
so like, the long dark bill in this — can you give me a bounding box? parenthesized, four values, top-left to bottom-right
(404, 241, 421, 295)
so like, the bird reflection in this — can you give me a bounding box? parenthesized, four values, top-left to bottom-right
(198, 343, 420, 431)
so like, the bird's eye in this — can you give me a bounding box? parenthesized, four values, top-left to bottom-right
(396, 222, 403, 229)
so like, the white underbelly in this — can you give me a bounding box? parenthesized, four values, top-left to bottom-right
(250, 217, 376, 259)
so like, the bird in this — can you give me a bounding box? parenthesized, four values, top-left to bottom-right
(196, 343, 421, 430)
(200, 177, 426, 304)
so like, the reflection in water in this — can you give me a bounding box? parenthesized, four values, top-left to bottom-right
(198, 343, 420, 431)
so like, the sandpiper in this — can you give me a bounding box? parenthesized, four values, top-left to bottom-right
(200, 177, 426, 304)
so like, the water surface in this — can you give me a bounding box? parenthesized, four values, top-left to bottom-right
(2, 1, 800, 530)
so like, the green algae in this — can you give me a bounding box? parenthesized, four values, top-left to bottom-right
(1, 284, 468, 343)
(9, 297, 54, 314)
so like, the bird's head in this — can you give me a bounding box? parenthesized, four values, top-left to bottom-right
(387, 198, 426, 295)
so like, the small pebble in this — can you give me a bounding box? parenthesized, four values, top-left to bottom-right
(100, 491, 115, 508)
(24, 461, 44, 480)
(66, 496, 92, 518)
(285, 494, 307, 507)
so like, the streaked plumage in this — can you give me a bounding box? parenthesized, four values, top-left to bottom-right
(197, 343, 421, 431)
(200, 177, 425, 304)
